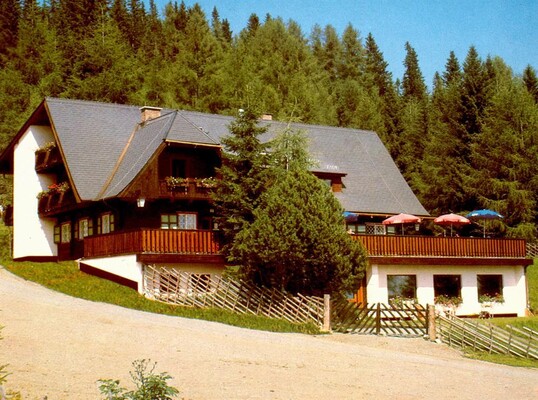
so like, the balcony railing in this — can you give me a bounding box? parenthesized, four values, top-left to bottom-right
(83, 228, 220, 258)
(82, 230, 527, 261)
(352, 235, 528, 259)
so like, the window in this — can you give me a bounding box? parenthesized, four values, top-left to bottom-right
(161, 214, 178, 229)
(60, 222, 71, 243)
(54, 225, 61, 244)
(178, 213, 197, 230)
(477, 275, 503, 298)
(76, 218, 93, 240)
(97, 213, 115, 234)
(434, 275, 461, 298)
(161, 213, 197, 230)
(388, 275, 417, 300)
(366, 224, 386, 235)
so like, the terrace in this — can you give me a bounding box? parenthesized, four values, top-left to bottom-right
(82, 229, 531, 265)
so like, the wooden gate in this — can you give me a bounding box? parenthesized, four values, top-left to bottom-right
(331, 300, 428, 337)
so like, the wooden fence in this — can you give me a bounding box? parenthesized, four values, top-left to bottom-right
(331, 299, 429, 337)
(437, 315, 538, 359)
(143, 265, 326, 326)
(527, 241, 538, 259)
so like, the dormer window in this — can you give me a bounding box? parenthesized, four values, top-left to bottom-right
(313, 171, 347, 193)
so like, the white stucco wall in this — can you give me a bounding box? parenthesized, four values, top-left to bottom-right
(81, 255, 144, 292)
(366, 263, 528, 317)
(12, 126, 56, 259)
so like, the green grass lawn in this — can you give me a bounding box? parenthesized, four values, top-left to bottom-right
(528, 258, 538, 313)
(1, 259, 319, 335)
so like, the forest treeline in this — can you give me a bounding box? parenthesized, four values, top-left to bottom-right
(0, 0, 537, 239)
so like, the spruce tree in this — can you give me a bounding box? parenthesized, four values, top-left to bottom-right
(235, 128, 367, 295)
(523, 65, 538, 103)
(213, 108, 270, 262)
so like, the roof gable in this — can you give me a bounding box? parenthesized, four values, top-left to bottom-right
(4, 98, 428, 216)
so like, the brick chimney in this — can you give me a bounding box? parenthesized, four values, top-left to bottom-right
(140, 106, 162, 123)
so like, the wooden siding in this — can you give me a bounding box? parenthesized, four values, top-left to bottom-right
(352, 235, 527, 259)
(83, 229, 220, 258)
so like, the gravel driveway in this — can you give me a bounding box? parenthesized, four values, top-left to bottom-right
(1, 266, 537, 400)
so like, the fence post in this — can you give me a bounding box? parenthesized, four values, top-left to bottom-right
(427, 304, 437, 341)
(322, 294, 331, 332)
(375, 303, 381, 335)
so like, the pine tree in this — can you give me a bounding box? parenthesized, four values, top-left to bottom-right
(402, 42, 427, 101)
(0, 0, 21, 59)
(460, 46, 489, 136)
(468, 58, 538, 239)
(523, 65, 538, 103)
(213, 109, 270, 262)
(364, 33, 400, 151)
(396, 42, 429, 183)
(235, 128, 367, 295)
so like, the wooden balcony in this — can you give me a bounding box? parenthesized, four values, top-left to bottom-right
(37, 188, 74, 216)
(35, 146, 62, 172)
(83, 228, 221, 258)
(352, 235, 531, 264)
(82, 229, 530, 266)
(159, 179, 213, 200)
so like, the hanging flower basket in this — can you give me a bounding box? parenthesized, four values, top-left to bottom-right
(165, 176, 190, 189)
(195, 177, 217, 188)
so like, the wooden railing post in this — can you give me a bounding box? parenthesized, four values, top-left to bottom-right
(427, 304, 437, 341)
(322, 294, 331, 332)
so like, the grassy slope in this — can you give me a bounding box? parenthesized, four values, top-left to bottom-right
(1, 259, 319, 334)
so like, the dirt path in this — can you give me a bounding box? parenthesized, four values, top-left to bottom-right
(1, 266, 537, 400)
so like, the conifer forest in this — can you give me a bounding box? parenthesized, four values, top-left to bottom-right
(0, 0, 537, 239)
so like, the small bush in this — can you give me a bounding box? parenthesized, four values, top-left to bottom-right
(98, 359, 179, 400)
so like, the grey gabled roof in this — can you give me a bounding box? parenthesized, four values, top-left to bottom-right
(37, 98, 428, 216)
(46, 98, 145, 200)
(180, 111, 429, 216)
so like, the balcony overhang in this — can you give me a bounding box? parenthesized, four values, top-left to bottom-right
(367, 256, 533, 266)
(137, 253, 225, 264)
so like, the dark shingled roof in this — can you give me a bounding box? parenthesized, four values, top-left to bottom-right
(17, 98, 428, 216)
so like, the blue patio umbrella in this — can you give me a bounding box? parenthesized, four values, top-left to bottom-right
(465, 209, 503, 237)
(343, 211, 359, 223)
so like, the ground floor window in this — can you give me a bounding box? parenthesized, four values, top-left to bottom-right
(161, 213, 197, 230)
(54, 225, 61, 243)
(97, 213, 114, 234)
(76, 217, 93, 240)
(477, 274, 503, 302)
(179, 213, 197, 230)
(60, 222, 71, 243)
(161, 214, 178, 229)
(434, 274, 461, 298)
(387, 275, 417, 300)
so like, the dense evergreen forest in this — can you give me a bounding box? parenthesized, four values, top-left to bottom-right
(0, 0, 537, 239)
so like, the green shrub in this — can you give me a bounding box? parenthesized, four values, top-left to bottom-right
(98, 359, 179, 400)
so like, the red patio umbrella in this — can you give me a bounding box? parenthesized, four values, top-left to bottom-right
(434, 213, 470, 236)
(382, 213, 421, 235)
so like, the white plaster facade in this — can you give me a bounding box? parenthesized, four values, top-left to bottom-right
(80, 256, 225, 294)
(366, 263, 528, 317)
(12, 125, 57, 259)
